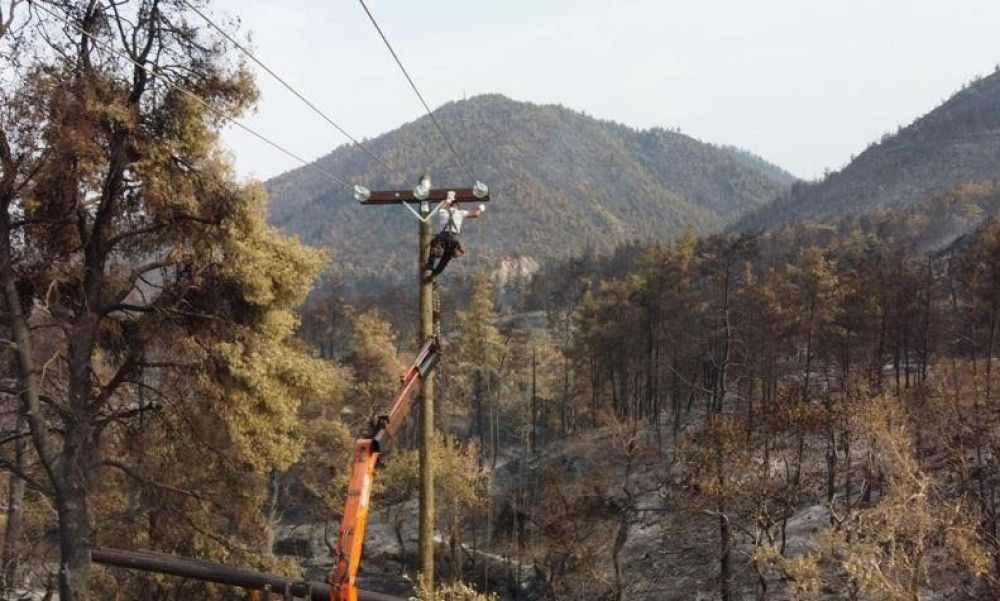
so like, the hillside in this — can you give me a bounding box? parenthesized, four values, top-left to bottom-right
(738, 69, 1000, 230)
(266, 94, 793, 281)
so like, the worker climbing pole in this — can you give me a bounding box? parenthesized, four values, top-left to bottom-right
(425, 190, 486, 279)
(350, 176, 489, 597)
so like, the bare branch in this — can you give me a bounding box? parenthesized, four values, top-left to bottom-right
(102, 459, 228, 514)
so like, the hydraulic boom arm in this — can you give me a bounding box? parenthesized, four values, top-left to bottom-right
(331, 338, 440, 601)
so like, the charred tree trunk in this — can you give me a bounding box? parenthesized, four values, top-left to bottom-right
(530, 347, 538, 456)
(1, 421, 27, 594)
(715, 436, 732, 601)
(591, 354, 600, 429)
(55, 480, 92, 601)
(1, 208, 64, 597)
(561, 349, 570, 437)
(671, 348, 681, 443)
(264, 471, 282, 556)
(718, 504, 732, 601)
(472, 370, 485, 445)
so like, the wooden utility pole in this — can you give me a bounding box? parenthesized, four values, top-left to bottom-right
(358, 182, 490, 591)
(418, 207, 435, 588)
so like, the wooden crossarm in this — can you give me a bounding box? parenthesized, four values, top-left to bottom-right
(360, 187, 489, 205)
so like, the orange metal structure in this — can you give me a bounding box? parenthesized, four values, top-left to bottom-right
(331, 338, 440, 601)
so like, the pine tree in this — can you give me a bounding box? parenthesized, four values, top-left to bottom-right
(345, 309, 402, 422)
(450, 273, 504, 445)
(0, 3, 332, 597)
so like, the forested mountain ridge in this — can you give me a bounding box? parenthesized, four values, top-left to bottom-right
(266, 94, 794, 280)
(737, 69, 1000, 230)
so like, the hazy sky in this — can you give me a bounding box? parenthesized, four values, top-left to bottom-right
(213, 0, 1000, 182)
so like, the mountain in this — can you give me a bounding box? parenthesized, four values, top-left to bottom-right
(737, 70, 1000, 230)
(266, 94, 793, 281)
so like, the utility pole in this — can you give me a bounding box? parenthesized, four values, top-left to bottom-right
(418, 203, 435, 590)
(357, 180, 490, 591)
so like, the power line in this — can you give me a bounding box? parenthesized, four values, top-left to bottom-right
(356, 0, 476, 181)
(32, 2, 351, 189)
(178, 0, 406, 182)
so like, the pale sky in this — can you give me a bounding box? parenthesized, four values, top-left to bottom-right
(214, 0, 1000, 182)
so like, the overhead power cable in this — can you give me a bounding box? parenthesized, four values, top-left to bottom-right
(178, 0, 406, 182)
(32, 2, 351, 189)
(356, 0, 476, 181)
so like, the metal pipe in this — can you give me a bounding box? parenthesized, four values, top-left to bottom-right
(92, 547, 403, 601)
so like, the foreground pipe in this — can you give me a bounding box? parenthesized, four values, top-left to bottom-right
(93, 547, 403, 601)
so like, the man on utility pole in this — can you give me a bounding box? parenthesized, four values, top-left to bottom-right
(355, 176, 489, 591)
(426, 190, 486, 278)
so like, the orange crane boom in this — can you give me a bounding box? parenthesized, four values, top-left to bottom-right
(331, 338, 440, 601)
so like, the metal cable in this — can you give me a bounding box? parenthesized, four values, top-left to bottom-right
(356, 0, 476, 181)
(33, 2, 352, 189)
(178, 0, 407, 182)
